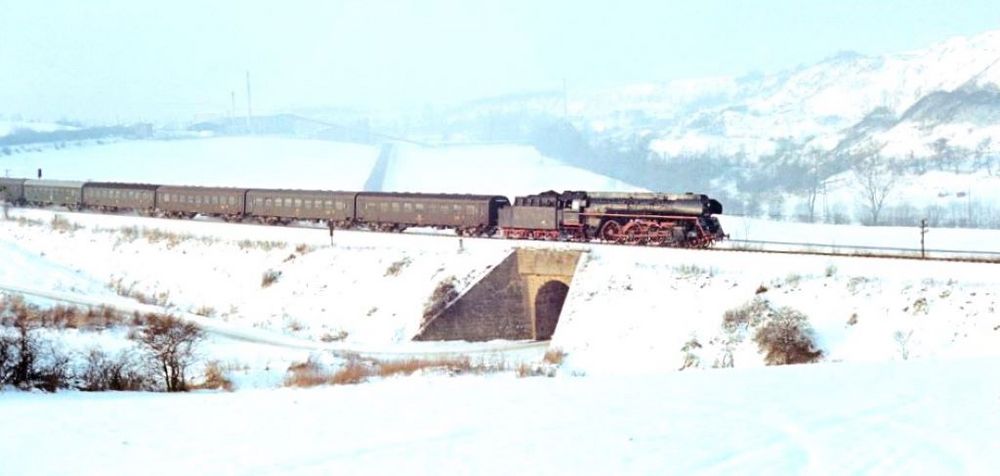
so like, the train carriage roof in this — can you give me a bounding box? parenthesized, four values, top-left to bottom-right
(156, 185, 248, 194)
(247, 188, 358, 197)
(25, 179, 86, 188)
(358, 192, 508, 203)
(84, 182, 160, 191)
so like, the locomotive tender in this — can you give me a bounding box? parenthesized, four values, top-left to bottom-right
(0, 177, 725, 247)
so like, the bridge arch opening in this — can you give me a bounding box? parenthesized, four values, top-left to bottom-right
(534, 280, 569, 340)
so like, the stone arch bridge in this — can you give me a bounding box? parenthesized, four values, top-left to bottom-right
(415, 248, 583, 341)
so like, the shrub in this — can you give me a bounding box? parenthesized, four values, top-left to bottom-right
(720, 298, 823, 367)
(284, 357, 374, 387)
(384, 257, 412, 277)
(320, 330, 348, 342)
(376, 357, 471, 378)
(679, 338, 702, 370)
(0, 312, 73, 391)
(49, 214, 81, 232)
(543, 348, 566, 365)
(751, 308, 823, 365)
(422, 277, 458, 323)
(261, 269, 282, 288)
(331, 359, 372, 385)
(721, 297, 770, 333)
(193, 306, 216, 318)
(79, 348, 153, 391)
(674, 264, 713, 277)
(196, 360, 234, 391)
(238, 239, 285, 251)
(284, 358, 331, 388)
(131, 314, 204, 392)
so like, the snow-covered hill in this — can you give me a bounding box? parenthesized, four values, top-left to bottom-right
(644, 29, 1000, 160)
(441, 29, 1000, 163)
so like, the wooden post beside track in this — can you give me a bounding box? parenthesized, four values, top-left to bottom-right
(920, 218, 929, 259)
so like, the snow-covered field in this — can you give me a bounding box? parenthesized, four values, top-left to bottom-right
(1, 137, 640, 198)
(1, 137, 379, 189)
(3, 139, 1000, 473)
(384, 143, 643, 196)
(3, 357, 999, 475)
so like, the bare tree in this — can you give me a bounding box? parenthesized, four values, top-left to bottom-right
(132, 314, 203, 392)
(974, 138, 993, 175)
(853, 149, 898, 226)
(802, 150, 828, 223)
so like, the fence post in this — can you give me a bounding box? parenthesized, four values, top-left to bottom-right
(920, 218, 928, 259)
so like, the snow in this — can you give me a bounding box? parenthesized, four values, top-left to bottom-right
(383, 143, 644, 197)
(0, 120, 76, 137)
(1, 357, 998, 475)
(563, 28, 1000, 162)
(1, 137, 380, 189)
(3, 136, 1000, 473)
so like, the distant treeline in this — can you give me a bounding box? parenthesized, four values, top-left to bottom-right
(0, 125, 147, 147)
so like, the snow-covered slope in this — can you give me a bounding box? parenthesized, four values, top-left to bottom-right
(645, 30, 1000, 159)
(383, 143, 644, 197)
(2, 137, 641, 196)
(439, 29, 1000, 162)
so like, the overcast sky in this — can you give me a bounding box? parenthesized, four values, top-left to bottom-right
(2, 0, 998, 123)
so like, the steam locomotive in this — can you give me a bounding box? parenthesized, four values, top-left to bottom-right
(0, 177, 725, 247)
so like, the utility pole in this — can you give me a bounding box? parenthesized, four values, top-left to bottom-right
(245, 70, 253, 134)
(920, 218, 929, 259)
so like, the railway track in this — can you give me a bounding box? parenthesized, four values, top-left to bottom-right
(8, 206, 1000, 265)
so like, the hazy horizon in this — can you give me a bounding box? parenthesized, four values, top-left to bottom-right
(2, 0, 999, 124)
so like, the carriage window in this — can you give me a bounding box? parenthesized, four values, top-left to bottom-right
(196, 196, 203, 205)
(391, 202, 401, 211)
(453, 204, 462, 211)
(264, 198, 272, 207)
(284, 198, 292, 208)
(380, 203, 389, 211)
(294, 199, 302, 208)
(466, 205, 475, 215)
(255, 198, 264, 208)
(305, 200, 312, 209)
(403, 203, 412, 211)
(228, 196, 236, 206)
(415, 203, 424, 211)
(325, 200, 333, 209)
